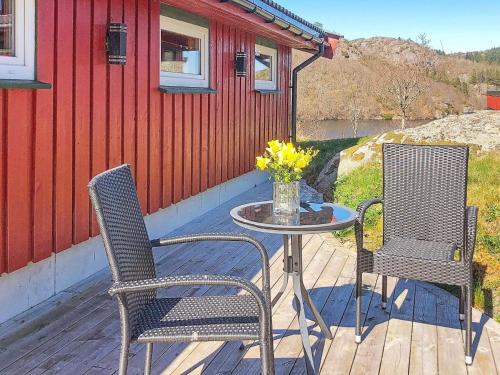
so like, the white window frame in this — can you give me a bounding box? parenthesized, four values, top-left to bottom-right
(159, 16, 209, 88)
(0, 0, 36, 80)
(255, 44, 277, 90)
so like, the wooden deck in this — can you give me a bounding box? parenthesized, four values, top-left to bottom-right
(0, 182, 499, 375)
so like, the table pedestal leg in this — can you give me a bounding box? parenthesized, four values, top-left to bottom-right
(292, 234, 332, 374)
(293, 272, 316, 375)
(271, 234, 332, 374)
(272, 235, 290, 307)
(301, 283, 333, 339)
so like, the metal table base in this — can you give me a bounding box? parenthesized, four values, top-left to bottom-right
(272, 234, 333, 375)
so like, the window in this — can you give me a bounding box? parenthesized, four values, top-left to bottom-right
(255, 44, 277, 90)
(0, 0, 35, 80)
(160, 16, 209, 88)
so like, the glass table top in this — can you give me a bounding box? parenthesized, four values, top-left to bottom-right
(230, 201, 358, 234)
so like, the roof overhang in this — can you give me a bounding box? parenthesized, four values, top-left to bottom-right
(160, 0, 341, 56)
(487, 90, 500, 97)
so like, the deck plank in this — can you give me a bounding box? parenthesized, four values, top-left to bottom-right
(434, 284, 468, 375)
(268, 241, 340, 375)
(461, 290, 498, 375)
(487, 326, 500, 374)
(378, 279, 417, 375)
(350, 276, 398, 375)
(289, 247, 351, 374)
(408, 284, 438, 375)
(312, 256, 357, 373)
(319, 271, 378, 375)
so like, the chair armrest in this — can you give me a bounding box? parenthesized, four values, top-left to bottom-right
(109, 274, 268, 311)
(150, 233, 271, 304)
(355, 199, 383, 252)
(464, 206, 478, 264)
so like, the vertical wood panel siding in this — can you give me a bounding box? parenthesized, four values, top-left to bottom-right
(0, 0, 290, 274)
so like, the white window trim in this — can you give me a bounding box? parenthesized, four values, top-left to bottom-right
(159, 16, 209, 88)
(0, 0, 36, 80)
(255, 44, 277, 90)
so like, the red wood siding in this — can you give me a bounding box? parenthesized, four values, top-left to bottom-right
(487, 95, 500, 110)
(0, 0, 290, 274)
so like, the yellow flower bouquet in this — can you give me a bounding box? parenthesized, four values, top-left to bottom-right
(256, 140, 318, 215)
(256, 140, 318, 183)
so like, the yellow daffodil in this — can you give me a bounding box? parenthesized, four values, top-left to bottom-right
(296, 156, 308, 169)
(275, 150, 285, 165)
(256, 156, 270, 171)
(282, 143, 299, 165)
(266, 140, 282, 155)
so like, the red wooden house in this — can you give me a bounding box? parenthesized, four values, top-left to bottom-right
(0, 0, 338, 322)
(487, 90, 500, 110)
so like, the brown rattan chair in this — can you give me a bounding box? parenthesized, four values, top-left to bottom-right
(354, 143, 478, 365)
(88, 165, 274, 375)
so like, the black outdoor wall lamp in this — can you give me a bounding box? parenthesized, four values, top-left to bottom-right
(106, 23, 128, 64)
(235, 52, 247, 77)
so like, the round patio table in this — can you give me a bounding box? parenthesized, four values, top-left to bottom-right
(230, 201, 358, 375)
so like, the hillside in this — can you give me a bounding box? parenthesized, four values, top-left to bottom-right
(295, 37, 500, 127)
(464, 47, 500, 65)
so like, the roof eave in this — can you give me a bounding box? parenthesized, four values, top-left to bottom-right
(227, 0, 324, 44)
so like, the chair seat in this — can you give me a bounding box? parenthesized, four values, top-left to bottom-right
(134, 295, 261, 343)
(377, 237, 457, 261)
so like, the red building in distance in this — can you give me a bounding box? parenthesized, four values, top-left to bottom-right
(487, 90, 500, 110)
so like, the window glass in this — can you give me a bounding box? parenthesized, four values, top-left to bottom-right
(159, 15, 209, 88)
(0, 0, 14, 56)
(255, 43, 277, 90)
(161, 30, 201, 75)
(255, 51, 272, 81)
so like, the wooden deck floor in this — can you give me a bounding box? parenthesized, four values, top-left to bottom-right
(0, 182, 499, 375)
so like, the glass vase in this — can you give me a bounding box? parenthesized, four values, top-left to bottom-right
(273, 181, 300, 215)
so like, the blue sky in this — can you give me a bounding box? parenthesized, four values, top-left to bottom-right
(280, 0, 500, 53)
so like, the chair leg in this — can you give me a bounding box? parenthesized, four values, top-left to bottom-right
(465, 285, 473, 365)
(260, 341, 274, 375)
(355, 271, 362, 343)
(259, 305, 274, 375)
(118, 338, 130, 375)
(144, 343, 153, 375)
(382, 275, 388, 309)
(459, 285, 466, 321)
(260, 335, 275, 375)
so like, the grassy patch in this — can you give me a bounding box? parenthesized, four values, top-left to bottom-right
(333, 163, 383, 247)
(300, 138, 500, 318)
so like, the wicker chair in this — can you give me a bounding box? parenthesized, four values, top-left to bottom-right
(88, 165, 275, 375)
(354, 143, 478, 365)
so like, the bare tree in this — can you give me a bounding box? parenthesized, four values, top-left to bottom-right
(339, 65, 367, 137)
(385, 63, 426, 129)
(347, 83, 363, 137)
(417, 33, 431, 48)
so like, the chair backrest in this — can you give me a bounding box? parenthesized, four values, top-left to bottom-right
(383, 143, 468, 248)
(88, 165, 156, 331)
